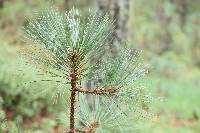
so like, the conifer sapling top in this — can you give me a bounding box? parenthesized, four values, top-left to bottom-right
(22, 7, 153, 133)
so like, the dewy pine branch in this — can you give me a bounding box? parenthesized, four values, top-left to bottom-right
(68, 50, 116, 132)
(75, 121, 99, 133)
(23, 7, 154, 133)
(76, 88, 116, 95)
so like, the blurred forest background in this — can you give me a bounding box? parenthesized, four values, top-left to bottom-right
(0, 0, 200, 133)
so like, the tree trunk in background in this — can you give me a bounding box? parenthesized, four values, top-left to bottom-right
(0, 0, 4, 8)
(97, 0, 130, 55)
(171, 0, 189, 28)
(65, 0, 71, 10)
(86, 0, 130, 88)
(156, 0, 173, 54)
(177, 0, 188, 27)
(84, 0, 130, 112)
(156, 0, 189, 54)
(86, 0, 130, 95)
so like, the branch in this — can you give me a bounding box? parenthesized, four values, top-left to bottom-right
(75, 122, 99, 133)
(76, 88, 117, 96)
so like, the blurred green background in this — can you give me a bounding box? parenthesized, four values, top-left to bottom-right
(0, 0, 199, 133)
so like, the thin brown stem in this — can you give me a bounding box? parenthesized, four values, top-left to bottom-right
(75, 121, 99, 133)
(69, 87, 76, 133)
(76, 88, 116, 96)
(68, 51, 109, 133)
(69, 52, 79, 133)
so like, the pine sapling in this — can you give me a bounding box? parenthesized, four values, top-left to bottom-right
(22, 7, 153, 133)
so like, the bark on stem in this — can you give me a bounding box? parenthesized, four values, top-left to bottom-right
(69, 53, 78, 133)
(68, 51, 115, 132)
(76, 88, 116, 95)
(69, 87, 76, 133)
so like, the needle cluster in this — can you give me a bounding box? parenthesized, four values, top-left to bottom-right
(23, 7, 153, 133)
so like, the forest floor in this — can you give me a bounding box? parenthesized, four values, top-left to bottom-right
(140, 73, 200, 133)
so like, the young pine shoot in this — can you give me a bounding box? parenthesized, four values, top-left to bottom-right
(22, 7, 153, 133)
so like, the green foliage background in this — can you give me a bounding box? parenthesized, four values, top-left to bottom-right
(0, 0, 199, 133)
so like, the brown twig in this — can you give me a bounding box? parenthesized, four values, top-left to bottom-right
(76, 88, 117, 96)
(69, 51, 79, 133)
(68, 51, 115, 133)
(75, 122, 99, 133)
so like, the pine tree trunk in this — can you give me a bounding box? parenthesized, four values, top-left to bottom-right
(65, 0, 71, 10)
(156, 0, 173, 54)
(97, 0, 129, 54)
(178, 0, 188, 27)
(86, 0, 130, 91)
(170, 0, 189, 28)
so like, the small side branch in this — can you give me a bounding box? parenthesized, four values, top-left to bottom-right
(75, 122, 99, 133)
(76, 88, 116, 96)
